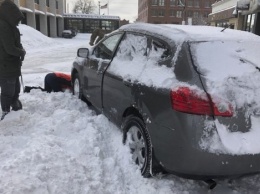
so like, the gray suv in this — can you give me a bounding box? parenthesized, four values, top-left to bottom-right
(71, 23, 260, 182)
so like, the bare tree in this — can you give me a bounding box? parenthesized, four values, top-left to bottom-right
(192, 16, 208, 25)
(73, 0, 96, 14)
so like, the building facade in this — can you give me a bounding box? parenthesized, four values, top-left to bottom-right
(12, 0, 64, 37)
(1, 0, 125, 37)
(209, 0, 240, 29)
(238, 0, 260, 35)
(209, 0, 260, 35)
(63, 14, 120, 33)
(137, 0, 215, 25)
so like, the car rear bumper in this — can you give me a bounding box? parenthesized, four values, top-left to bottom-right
(162, 144, 260, 179)
(148, 112, 260, 179)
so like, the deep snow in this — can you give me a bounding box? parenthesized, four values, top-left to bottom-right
(1, 24, 260, 193)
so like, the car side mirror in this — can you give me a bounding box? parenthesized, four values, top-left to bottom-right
(77, 48, 89, 58)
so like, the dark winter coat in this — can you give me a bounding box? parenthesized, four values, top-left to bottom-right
(89, 28, 105, 46)
(0, 0, 25, 78)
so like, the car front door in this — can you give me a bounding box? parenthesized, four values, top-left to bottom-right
(83, 32, 124, 109)
(102, 32, 149, 124)
(102, 32, 172, 125)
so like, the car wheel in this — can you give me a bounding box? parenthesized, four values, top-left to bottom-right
(72, 73, 82, 99)
(122, 115, 152, 177)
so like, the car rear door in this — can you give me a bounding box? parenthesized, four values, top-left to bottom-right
(82, 32, 124, 109)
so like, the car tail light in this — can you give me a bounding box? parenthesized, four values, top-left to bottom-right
(171, 87, 233, 117)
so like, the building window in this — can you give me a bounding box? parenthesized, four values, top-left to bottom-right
(203, 12, 209, 18)
(169, 10, 175, 17)
(187, 11, 193, 17)
(158, 0, 165, 6)
(67, 19, 83, 32)
(34, 0, 39, 4)
(152, 0, 158, 5)
(194, 0, 199, 7)
(46, 0, 49, 7)
(158, 10, 165, 16)
(245, 14, 255, 32)
(193, 11, 199, 18)
(187, 0, 193, 7)
(170, 0, 175, 6)
(152, 9, 158, 16)
(216, 21, 229, 28)
(176, 11, 182, 18)
(204, 1, 210, 8)
(56, 0, 58, 9)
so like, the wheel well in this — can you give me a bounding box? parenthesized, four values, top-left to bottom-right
(71, 69, 78, 83)
(122, 107, 164, 177)
(122, 107, 143, 122)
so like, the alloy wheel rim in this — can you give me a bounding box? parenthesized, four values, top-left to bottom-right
(74, 78, 80, 97)
(127, 126, 146, 169)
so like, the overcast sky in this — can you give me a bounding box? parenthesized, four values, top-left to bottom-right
(67, 0, 138, 22)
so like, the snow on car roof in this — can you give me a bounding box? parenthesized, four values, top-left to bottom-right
(120, 23, 260, 43)
(63, 30, 72, 33)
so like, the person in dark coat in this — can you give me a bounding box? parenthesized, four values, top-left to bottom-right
(89, 28, 105, 46)
(0, 0, 26, 120)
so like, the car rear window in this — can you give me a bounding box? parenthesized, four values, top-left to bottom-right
(190, 40, 260, 111)
(190, 40, 260, 81)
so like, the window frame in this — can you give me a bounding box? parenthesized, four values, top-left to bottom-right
(114, 31, 173, 64)
(158, 0, 165, 6)
(176, 10, 182, 18)
(170, 0, 176, 6)
(152, 0, 158, 6)
(93, 32, 124, 60)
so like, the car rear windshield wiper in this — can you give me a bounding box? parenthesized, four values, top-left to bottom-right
(239, 58, 260, 72)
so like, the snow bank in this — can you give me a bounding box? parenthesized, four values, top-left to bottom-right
(18, 24, 58, 50)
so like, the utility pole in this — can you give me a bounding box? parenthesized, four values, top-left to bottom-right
(178, 0, 186, 24)
(108, 0, 109, 15)
(99, 1, 100, 15)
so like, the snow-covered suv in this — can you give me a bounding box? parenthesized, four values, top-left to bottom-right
(71, 23, 260, 183)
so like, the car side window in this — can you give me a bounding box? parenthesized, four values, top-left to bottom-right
(147, 38, 171, 61)
(112, 33, 148, 61)
(93, 33, 123, 60)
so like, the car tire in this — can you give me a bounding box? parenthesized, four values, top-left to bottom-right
(72, 73, 90, 105)
(72, 73, 83, 99)
(122, 115, 152, 178)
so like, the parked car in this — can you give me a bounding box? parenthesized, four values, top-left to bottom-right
(71, 23, 260, 183)
(62, 30, 73, 38)
(70, 28, 78, 37)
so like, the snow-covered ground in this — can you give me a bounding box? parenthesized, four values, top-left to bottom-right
(1, 24, 260, 194)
